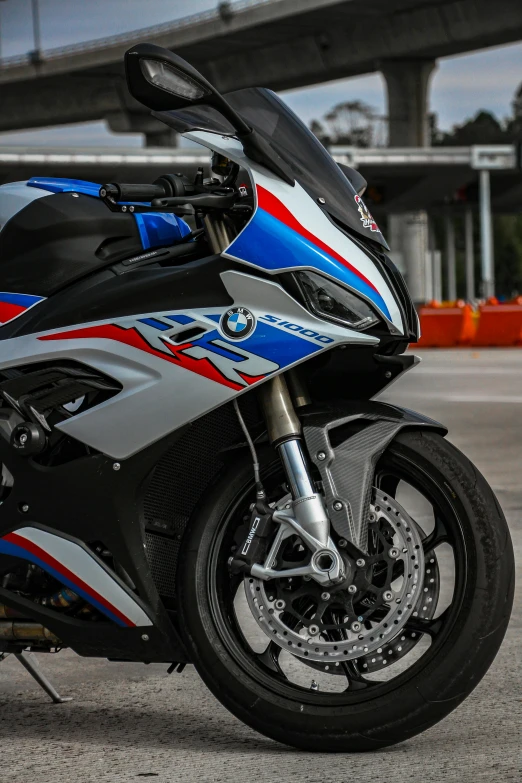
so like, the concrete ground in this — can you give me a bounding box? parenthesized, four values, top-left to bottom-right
(0, 348, 520, 783)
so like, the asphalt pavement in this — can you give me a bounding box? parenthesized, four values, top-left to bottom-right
(0, 348, 520, 783)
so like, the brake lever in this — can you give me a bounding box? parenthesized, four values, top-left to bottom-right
(151, 191, 238, 209)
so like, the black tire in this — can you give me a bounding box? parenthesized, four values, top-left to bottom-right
(178, 430, 515, 751)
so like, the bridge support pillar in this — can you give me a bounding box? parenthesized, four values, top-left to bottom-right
(381, 58, 437, 304)
(106, 112, 178, 148)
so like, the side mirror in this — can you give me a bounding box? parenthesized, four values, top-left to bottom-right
(125, 43, 251, 134)
(125, 42, 295, 186)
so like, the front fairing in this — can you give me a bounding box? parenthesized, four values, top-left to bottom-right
(182, 131, 405, 335)
(156, 87, 389, 252)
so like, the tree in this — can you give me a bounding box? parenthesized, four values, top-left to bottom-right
(434, 110, 508, 146)
(309, 101, 386, 147)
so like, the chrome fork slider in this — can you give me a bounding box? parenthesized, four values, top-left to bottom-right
(256, 374, 345, 586)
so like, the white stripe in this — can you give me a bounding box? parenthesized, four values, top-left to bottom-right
(14, 527, 152, 627)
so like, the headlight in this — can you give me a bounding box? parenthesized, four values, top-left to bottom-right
(295, 271, 380, 331)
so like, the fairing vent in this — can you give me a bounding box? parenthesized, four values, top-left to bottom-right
(144, 532, 181, 599)
(142, 396, 262, 598)
(0, 360, 122, 433)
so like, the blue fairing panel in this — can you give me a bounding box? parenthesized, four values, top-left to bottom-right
(134, 212, 191, 249)
(28, 177, 102, 198)
(27, 177, 191, 250)
(229, 205, 391, 320)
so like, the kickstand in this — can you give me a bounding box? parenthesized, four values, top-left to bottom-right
(3, 652, 73, 704)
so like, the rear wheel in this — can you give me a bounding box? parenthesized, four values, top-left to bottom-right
(178, 430, 514, 751)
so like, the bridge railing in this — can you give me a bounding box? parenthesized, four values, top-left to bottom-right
(0, 0, 275, 69)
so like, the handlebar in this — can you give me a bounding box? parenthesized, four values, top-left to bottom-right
(98, 172, 246, 214)
(99, 174, 190, 203)
(99, 182, 169, 202)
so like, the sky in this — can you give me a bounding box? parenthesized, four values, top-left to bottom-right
(0, 0, 520, 148)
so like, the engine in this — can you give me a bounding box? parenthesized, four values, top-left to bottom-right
(0, 360, 122, 649)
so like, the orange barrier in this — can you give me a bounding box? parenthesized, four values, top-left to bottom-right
(472, 300, 522, 346)
(413, 301, 476, 348)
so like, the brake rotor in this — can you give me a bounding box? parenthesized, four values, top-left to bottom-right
(245, 488, 425, 665)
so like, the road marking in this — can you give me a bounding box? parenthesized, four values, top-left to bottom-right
(388, 392, 522, 404)
(414, 368, 522, 376)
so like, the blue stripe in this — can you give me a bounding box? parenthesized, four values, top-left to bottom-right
(0, 538, 126, 626)
(0, 292, 43, 307)
(227, 207, 391, 320)
(235, 319, 321, 366)
(167, 314, 194, 325)
(193, 330, 249, 361)
(138, 317, 171, 331)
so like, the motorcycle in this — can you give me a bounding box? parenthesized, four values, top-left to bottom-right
(0, 42, 514, 751)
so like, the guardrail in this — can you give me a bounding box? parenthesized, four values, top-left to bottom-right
(333, 145, 517, 170)
(0, 0, 275, 69)
(0, 145, 516, 172)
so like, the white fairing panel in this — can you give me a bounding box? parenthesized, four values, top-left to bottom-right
(0, 272, 377, 460)
(0, 526, 152, 626)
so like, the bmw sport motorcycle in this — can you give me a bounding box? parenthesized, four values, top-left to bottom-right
(0, 43, 514, 751)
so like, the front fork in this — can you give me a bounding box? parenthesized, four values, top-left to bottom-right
(203, 215, 344, 585)
(255, 373, 345, 585)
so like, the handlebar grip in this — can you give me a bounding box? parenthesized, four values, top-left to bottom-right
(99, 182, 168, 202)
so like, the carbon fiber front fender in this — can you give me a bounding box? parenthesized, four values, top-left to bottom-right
(301, 401, 447, 554)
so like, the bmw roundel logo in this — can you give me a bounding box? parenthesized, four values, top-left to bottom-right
(220, 306, 255, 340)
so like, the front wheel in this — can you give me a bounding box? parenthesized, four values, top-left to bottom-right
(178, 430, 514, 751)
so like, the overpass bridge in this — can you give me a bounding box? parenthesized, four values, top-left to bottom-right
(0, 0, 521, 146)
(0, 0, 520, 301)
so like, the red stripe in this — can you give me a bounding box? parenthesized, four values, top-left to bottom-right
(4, 532, 134, 627)
(39, 324, 244, 391)
(256, 185, 379, 294)
(0, 301, 26, 324)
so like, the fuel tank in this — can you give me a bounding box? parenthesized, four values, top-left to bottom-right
(0, 178, 191, 321)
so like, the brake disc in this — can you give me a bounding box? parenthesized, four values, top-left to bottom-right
(245, 488, 425, 665)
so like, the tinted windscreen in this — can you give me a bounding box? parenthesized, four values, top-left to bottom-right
(156, 87, 388, 249)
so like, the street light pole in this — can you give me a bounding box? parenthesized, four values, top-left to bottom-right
(465, 208, 475, 301)
(30, 0, 42, 64)
(479, 169, 494, 299)
(0, 0, 8, 63)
